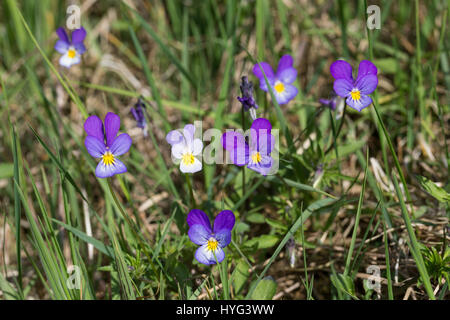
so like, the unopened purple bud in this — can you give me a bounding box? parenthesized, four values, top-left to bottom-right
(131, 99, 147, 128)
(319, 95, 338, 111)
(237, 76, 259, 111)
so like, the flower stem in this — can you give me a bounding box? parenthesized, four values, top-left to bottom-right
(241, 105, 247, 211)
(185, 173, 196, 207)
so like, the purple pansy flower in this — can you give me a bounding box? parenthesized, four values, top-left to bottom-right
(84, 112, 132, 178)
(252, 54, 298, 105)
(222, 118, 275, 176)
(166, 124, 203, 173)
(54, 27, 87, 68)
(330, 60, 378, 112)
(187, 209, 235, 265)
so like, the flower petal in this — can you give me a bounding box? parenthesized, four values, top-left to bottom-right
(84, 136, 106, 158)
(357, 60, 377, 81)
(213, 210, 235, 234)
(71, 27, 87, 44)
(183, 124, 195, 148)
(247, 154, 273, 176)
(277, 67, 297, 84)
(166, 129, 184, 146)
(187, 209, 212, 231)
(192, 139, 203, 156)
(171, 143, 186, 159)
(188, 224, 210, 246)
(221, 131, 249, 166)
(333, 78, 353, 97)
(276, 54, 294, 74)
(104, 112, 120, 147)
(250, 118, 273, 154)
(214, 230, 232, 248)
(84, 115, 104, 142)
(59, 52, 80, 68)
(330, 60, 353, 81)
(110, 133, 132, 156)
(273, 83, 298, 105)
(195, 245, 225, 265)
(356, 74, 378, 95)
(95, 158, 127, 178)
(180, 156, 202, 173)
(346, 94, 372, 112)
(54, 40, 69, 54)
(74, 42, 86, 55)
(56, 27, 69, 43)
(252, 62, 275, 80)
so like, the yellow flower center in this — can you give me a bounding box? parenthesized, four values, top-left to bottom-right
(350, 89, 361, 101)
(251, 152, 262, 164)
(274, 82, 285, 93)
(182, 152, 195, 166)
(206, 238, 219, 252)
(102, 151, 115, 166)
(68, 49, 76, 59)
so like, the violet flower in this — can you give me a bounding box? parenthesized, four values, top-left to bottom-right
(222, 118, 275, 176)
(54, 27, 87, 68)
(187, 209, 235, 265)
(252, 54, 298, 105)
(166, 124, 203, 173)
(330, 60, 378, 112)
(84, 112, 132, 178)
(131, 98, 148, 136)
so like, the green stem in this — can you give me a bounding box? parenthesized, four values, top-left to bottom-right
(185, 173, 196, 208)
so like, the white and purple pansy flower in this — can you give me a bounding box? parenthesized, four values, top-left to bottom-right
(166, 124, 203, 174)
(187, 209, 235, 265)
(84, 112, 132, 178)
(330, 60, 378, 112)
(252, 54, 298, 105)
(54, 27, 87, 68)
(222, 118, 275, 176)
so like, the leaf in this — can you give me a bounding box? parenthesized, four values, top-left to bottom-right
(330, 273, 357, 299)
(245, 235, 279, 250)
(231, 260, 250, 295)
(52, 219, 114, 258)
(416, 175, 450, 203)
(250, 277, 277, 300)
(0, 162, 14, 179)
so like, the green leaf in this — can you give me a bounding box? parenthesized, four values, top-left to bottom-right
(245, 235, 279, 250)
(0, 162, 14, 179)
(330, 273, 357, 299)
(416, 175, 450, 203)
(231, 260, 250, 295)
(250, 277, 277, 300)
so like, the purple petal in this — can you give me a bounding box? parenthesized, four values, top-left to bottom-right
(110, 133, 132, 156)
(54, 40, 69, 54)
(95, 158, 127, 178)
(330, 60, 353, 81)
(166, 129, 184, 146)
(273, 83, 298, 104)
(84, 115, 104, 142)
(214, 229, 232, 248)
(357, 60, 377, 81)
(74, 42, 86, 55)
(104, 112, 120, 147)
(84, 136, 106, 158)
(247, 155, 273, 176)
(333, 78, 353, 97)
(221, 131, 249, 166)
(250, 118, 273, 154)
(346, 94, 372, 112)
(183, 124, 195, 148)
(252, 62, 275, 81)
(276, 54, 294, 74)
(355, 74, 378, 94)
(277, 67, 297, 84)
(56, 27, 69, 43)
(71, 27, 87, 44)
(213, 210, 235, 233)
(188, 224, 210, 246)
(195, 245, 225, 265)
(187, 209, 212, 232)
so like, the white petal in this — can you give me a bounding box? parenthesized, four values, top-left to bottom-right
(192, 139, 203, 156)
(171, 143, 186, 159)
(180, 157, 202, 173)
